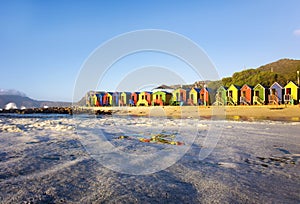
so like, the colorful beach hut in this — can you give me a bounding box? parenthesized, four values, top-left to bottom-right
(112, 92, 120, 106)
(268, 82, 284, 105)
(120, 92, 131, 106)
(103, 92, 113, 106)
(227, 85, 240, 105)
(129, 92, 140, 106)
(188, 88, 200, 105)
(253, 84, 268, 105)
(214, 86, 227, 105)
(284, 81, 299, 105)
(240, 84, 253, 105)
(199, 87, 210, 106)
(86, 91, 94, 106)
(137, 91, 152, 106)
(94, 91, 105, 106)
(152, 91, 172, 106)
(172, 88, 189, 106)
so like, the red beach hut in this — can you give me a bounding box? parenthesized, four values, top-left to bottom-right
(130, 92, 140, 106)
(240, 84, 253, 105)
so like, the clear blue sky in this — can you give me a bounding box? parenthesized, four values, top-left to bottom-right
(1, 0, 299, 101)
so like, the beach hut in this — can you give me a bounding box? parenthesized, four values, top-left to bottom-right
(240, 84, 253, 105)
(214, 86, 227, 105)
(129, 92, 140, 106)
(188, 88, 200, 105)
(268, 82, 284, 105)
(103, 92, 113, 106)
(136, 91, 152, 106)
(227, 84, 240, 105)
(152, 91, 172, 106)
(112, 92, 120, 106)
(94, 91, 105, 106)
(88, 92, 98, 107)
(172, 88, 189, 106)
(120, 92, 131, 106)
(284, 81, 299, 105)
(253, 84, 268, 105)
(199, 87, 210, 106)
(85, 91, 93, 106)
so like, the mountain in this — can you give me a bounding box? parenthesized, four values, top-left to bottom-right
(0, 94, 71, 109)
(221, 59, 300, 87)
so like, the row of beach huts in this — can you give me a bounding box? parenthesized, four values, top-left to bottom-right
(86, 81, 300, 107)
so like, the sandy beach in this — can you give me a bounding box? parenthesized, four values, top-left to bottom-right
(79, 105, 300, 121)
(0, 115, 299, 203)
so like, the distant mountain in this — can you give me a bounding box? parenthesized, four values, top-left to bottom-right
(221, 59, 300, 87)
(0, 94, 71, 109)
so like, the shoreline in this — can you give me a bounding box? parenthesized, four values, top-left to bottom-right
(1, 105, 300, 122)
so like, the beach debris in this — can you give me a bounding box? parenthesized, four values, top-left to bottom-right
(116, 133, 185, 145)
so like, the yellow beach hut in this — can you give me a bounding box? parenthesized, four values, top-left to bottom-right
(227, 84, 240, 105)
(120, 92, 131, 106)
(188, 88, 200, 105)
(136, 91, 152, 106)
(284, 81, 299, 105)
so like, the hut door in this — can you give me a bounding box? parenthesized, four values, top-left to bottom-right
(176, 93, 179, 101)
(242, 91, 246, 97)
(255, 91, 259, 96)
(286, 88, 291, 95)
(229, 91, 233, 97)
(271, 88, 276, 95)
(180, 92, 184, 101)
(191, 94, 194, 101)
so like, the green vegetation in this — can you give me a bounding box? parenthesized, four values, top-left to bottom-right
(221, 59, 300, 87)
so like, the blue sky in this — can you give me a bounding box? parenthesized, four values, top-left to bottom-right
(0, 0, 299, 101)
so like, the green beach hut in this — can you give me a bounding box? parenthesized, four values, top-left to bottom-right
(172, 88, 189, 105)
(284, 81, 299, 105)
(152, 91, 172, 106)
(227, 85, 240, 105)
(253, 84, 268, 105)
(214, 86, 227, 106)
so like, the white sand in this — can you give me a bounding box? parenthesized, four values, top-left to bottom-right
(0, 115, 299, 203)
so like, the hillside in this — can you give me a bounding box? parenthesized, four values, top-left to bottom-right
(0, 95, 71, 109)
(221, 59, 300, 87)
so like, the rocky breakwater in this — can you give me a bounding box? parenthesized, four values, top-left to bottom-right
(0, 107, 73, 114)
(0, 107, 113, 115)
